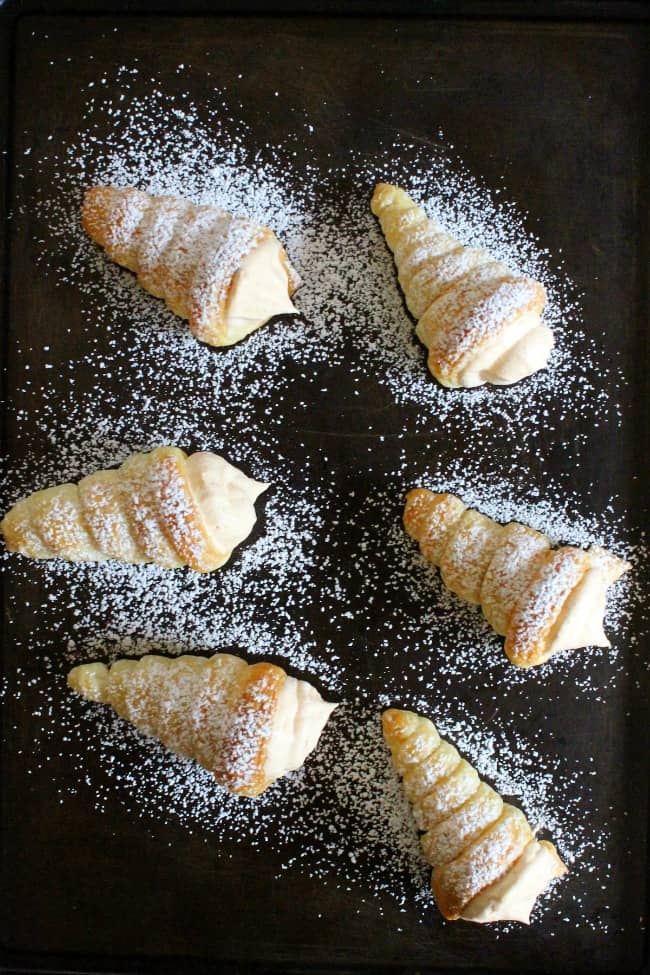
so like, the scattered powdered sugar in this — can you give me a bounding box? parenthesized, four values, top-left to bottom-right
(17, 75, 625, 445)
(1, 65, 648, 939)
(2, 438, 343, 687)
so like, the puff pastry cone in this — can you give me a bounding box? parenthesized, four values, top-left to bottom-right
(382, 708, 567, 923)
(1, 447, 267, 571)
(69, 652, 338, 797)
(404, 489, 630, 668)
(371, 183, 554, 388)
(82, 185, 301, 347)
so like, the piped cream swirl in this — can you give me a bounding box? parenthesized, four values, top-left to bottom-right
(455, 311, 554, 388)
(461, 840, 567, 924)
(264, 677, 338, 782)
(224, 237, 297, 345)
(186, 452, 268, 557)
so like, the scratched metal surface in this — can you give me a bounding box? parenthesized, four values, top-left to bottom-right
(1, 12, 649, 975)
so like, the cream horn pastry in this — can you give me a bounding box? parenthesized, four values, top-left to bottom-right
(404, 488, 630, 668)
(371, 183, 553, 388)
(382, 708, 567, 923)
(82, 185, 301, 347)
(1, 447, 267, 571)
(69, 652, 338, 797)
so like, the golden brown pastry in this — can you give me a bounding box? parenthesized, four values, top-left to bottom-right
(69, 652, 338, 797)
(404, 488, 630, 668)
(1, 447, 267, 572)
(82, 185, 301, 346)
(382, 708, 567, 923)
(371, 183, 553, 388)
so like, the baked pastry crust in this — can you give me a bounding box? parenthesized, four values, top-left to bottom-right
(382, 708, 567, 922)
(82, 185, 301, 346)
(371, 183, 553, 388)
(68, 652, 321, 797)
(1, 447, 261, 572)
(404, 488, 630, 667)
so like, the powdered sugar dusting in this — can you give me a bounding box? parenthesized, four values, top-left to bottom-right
(2, 64, 648, 942)
(17, 77, 626, 446)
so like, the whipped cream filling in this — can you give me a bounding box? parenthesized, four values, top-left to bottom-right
(456, 311, 554, 388)
(225, 236, 297, 343)
(544, 566, 611, 659)
(461, 840, 567, 924)
(264, 676, 338, 782)
(186, 452, 269, 557)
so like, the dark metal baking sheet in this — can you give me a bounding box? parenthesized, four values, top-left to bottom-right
(1, 5, 649, 974)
